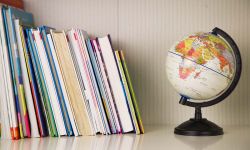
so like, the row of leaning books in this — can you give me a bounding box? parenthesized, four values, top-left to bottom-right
(0, 5, 144, 140)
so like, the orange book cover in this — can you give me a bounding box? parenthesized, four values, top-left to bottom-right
(0, 0, 24, 9)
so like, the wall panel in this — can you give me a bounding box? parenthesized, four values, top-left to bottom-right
(24, 0, 250, 125)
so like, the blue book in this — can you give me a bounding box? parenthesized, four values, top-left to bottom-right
(23, 29, 49, 137)
(26, 29, 58, 137)
(39, 26, 73, 136)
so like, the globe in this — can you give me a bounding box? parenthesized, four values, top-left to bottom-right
(166, 32, 235, 100)
(166, 27, 242, 136)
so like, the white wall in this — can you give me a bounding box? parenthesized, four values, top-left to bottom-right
(24, 0, 250, 126)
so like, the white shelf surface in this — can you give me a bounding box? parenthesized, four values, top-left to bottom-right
(1, 125, 250, 150)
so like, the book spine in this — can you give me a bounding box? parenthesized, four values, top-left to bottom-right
(25, 29, 44, 137)
(2, 6, 21, 139)
(86, 38, 111, 134)
(31, 30, 58, 137)
(69, 30, 97, 133)
(9, 8, 31, 137)
(0, 9, 12, 138)
(119, 51, 144, 133)
(96, 39, 122, 133)
(98, 35, 134, 133)
(82, 41, 104, 133)
(15, 19, 39, 137)
(40, 27, 73, 136)
(0, 5, 16, 139)
(50, 30, 93, 135)
(91, 39, 117, 134)
(24, 29, 49, 137)
(0, 52, 12, 139)
(67, 32, 97, 133)
(47, 33, 79, 136)
(114, 51, 140, 134)
(34, 29, 66, 136)
(87, 38, 114, 134)
(27, 29, 53, 136)
(25, 29, 50, 136)
(78, 31, 101, 133)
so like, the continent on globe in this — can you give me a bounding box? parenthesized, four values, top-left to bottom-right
(166, 32, 235, 100)
(175, 33, 234, 79)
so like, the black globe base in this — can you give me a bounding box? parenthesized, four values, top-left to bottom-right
(174, 118, 223, 136)
(174, 106, 223, 136)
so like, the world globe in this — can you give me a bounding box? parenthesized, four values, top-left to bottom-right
(166, 32, 235, 100)
(166, 27, 242, 136)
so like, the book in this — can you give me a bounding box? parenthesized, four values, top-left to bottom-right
(92, 39, 121, 133)
(0, 4, 17, 139)
(29, 29, 58, 137)
(79, 30, 108, 134)
(119, 51, 144, 133)
(14, 19, 39, 137)
(90, 39, 116, 134)
(68, 29, 110, 134)
(86, 38, 113, 134)
(50, 30, 93, 135)
(2, 6, 24, 139)
(114, 51, 139, 134)
(77, 30, 104, 134)
(26, 29, 57, 137)
(97, 35, 133, 133)
(47, 33, 79, 136)
(0, 5, 144, 138)
(7, 7, 36, 138)
(40, 26, 73, 136)
(66, 29, 96, 134)
(0, 12, 11, 139)
(0, 46, 11, 139)
(32, 29, 66, 136)
(23, 29, 49, 137)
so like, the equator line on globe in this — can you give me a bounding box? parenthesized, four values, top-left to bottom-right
(167, 32, 235, 100)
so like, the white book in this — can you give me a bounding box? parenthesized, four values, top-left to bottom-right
(0, 5, 17, 139)
(47, 33, 79, 136)
(0, 30, 11, 139)
(33, 29, 66, 136)
(14, 19, 40, 137)
(98, 35, 133, 133)
(66, 29, 98, 133)
(92, 40, 121, 133)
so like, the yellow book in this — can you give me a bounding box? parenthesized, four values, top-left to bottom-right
(50, 30, 94, 135)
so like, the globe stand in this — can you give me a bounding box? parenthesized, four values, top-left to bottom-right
(173, 27, 242, 136)
(174, 106, 223, 136)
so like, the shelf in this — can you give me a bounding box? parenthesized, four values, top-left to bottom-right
(0, 125, 250, 150)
